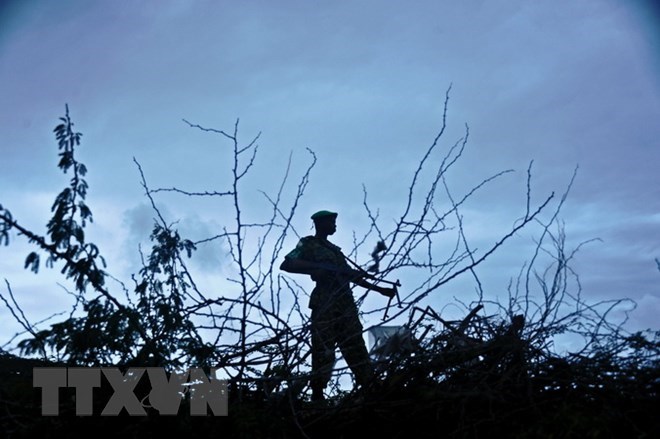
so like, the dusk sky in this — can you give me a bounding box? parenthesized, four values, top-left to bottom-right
(1, 0, 659, 353)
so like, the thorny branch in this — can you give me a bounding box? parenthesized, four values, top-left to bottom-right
(0, 93, 654, 433)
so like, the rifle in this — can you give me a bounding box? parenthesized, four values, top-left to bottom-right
(312, 239, 403, 320)
(309, 262, 399, 286)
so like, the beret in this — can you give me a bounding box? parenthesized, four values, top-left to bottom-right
(310, 210, 338, 220)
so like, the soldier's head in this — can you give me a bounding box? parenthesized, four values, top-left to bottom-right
(311, 210, 337, 237)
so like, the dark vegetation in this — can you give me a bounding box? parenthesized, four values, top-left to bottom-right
(1, 93, 658, 438)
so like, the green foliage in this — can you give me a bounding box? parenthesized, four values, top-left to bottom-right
(16, 217, 214, 367)
(0, 204, 12, 246)
(17, 298, 139, 366)
(128, 222, 209, 368)
(2, 107, 218, 369)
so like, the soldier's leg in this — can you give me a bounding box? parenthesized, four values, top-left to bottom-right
(336, 306, 374, 389)
(310, 308, 336, 401)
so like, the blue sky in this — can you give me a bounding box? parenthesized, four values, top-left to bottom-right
(1, 0, 659, 352)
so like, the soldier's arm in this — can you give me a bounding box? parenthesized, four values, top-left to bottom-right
(280, 239, 327, 277)
(280, 258, 325, 277)
(352, 276, 396, 298)
(280, 258, 359, 281)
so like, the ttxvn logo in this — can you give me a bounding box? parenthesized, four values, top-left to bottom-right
(33, 367, 228, 416)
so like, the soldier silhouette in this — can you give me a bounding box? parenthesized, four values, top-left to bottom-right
(280, 210, 395, 402)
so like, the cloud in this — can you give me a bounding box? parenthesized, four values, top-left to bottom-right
(624, 293, 660, 332)
(1, 0, 659, 343)
(177, 215, 228, 273)
(120, 202, 231, 278)
(119, 202, 160, 272)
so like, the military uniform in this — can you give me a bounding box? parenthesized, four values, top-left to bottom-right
(284, 235, 373, 397)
